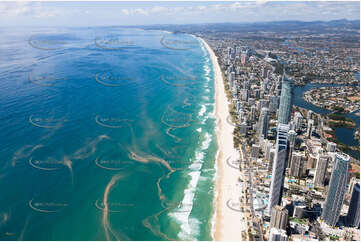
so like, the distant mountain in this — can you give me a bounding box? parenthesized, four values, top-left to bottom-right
(132, 19, 360, 34)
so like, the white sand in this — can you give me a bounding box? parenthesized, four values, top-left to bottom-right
(200, 38, 245, 240)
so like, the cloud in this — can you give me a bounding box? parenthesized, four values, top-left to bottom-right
(0, 1, 59, 18)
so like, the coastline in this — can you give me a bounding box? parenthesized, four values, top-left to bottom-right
(200, 38, 244, 240)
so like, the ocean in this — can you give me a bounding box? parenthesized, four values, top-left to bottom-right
(0, 27, 217, 240)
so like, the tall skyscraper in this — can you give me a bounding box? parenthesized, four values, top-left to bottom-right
(313, 155, 330, 187)
(269, 96, 279, 113)
(307, 119, 314, 138)
(251, 144, 260, 160)
(293, 112, 303, 131)
(287, 129, 297, 168)
(268, 124, 289, 213)
(250, 105, 256, 121)
(289, 152, 305, 178)
(258, 107, 270, 140)
(278, 75, 294, 125)
(321, 153, 350, 226)
(270, 205, 289, 230)
(262, 66, 267, 78)
(346, 183, 360, 227)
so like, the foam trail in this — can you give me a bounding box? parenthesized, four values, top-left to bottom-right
(63, 157, 74, 185)
(102, 174, 129, 241)
(165, 127, 182, 142)
(18, 215, 30, 240)
(72, 135, 109, 160)
(11, 144, 43, 167)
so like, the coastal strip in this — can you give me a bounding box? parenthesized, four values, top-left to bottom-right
(200, 38, 244, 240)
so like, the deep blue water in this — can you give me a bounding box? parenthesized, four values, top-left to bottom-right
(0, 27, 217, 240)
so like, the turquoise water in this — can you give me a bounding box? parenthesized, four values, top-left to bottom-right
(0, 27, 217, 240)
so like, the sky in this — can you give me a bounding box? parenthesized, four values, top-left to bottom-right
(0, 1, 359, 27)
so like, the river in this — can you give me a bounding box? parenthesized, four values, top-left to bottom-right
(293, 81, 360, 160)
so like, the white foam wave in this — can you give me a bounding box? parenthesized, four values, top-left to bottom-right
(198, 105, 206, 117)
(169, 132, 212, 240)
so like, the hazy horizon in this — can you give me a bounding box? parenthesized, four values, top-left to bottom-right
(0, 1, 359, 27)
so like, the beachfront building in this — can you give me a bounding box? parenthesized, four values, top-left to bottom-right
(346, 183, 360, 227)
(313, 155, 330, 187)
(278, 75, 294, 125)
(321, 153, 350, 226)
(268, 124, 289, 213)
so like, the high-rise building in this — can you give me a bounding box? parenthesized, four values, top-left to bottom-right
(288, 130, 296, 146)
(241, 53, 248, 65)
(268, 148, 276, 172)
(259, 99, 269, 110)
(269, 96, 279, 113)
(258, 107, 270, 140)
(321, 153, 350, 226)
(269, 228, 288, 241)
(251, 144, 260, 160)
(327, 142, 337, 153)
(348, 177, 359, 194)
(306, 119, 314, 138)
(289, 152, 305, 178)
(270, 205, 289, 230)
(268, 124, 289, 212)
(293, 202, 306, 218)
(262, 66, 268, 78)
(241, 89, 249, 102)
(278, 75, 294, 125)
(265, 141, 273, 161)
(313, 155, 330, 187)
(287, 130, 297, 168)
(293, 112, 303, 131)
(250, 105, 256, 121)
(307, 110, 313, 120)
(307, 153, 317, 169)
(346, 183, 360, 227)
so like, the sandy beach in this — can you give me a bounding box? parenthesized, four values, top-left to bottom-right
(200, 38, 245, 240)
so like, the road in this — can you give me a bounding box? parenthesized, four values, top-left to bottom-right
(240, 143, 263, 240)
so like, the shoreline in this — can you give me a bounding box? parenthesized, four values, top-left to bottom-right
(200, 38, 244, 241)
